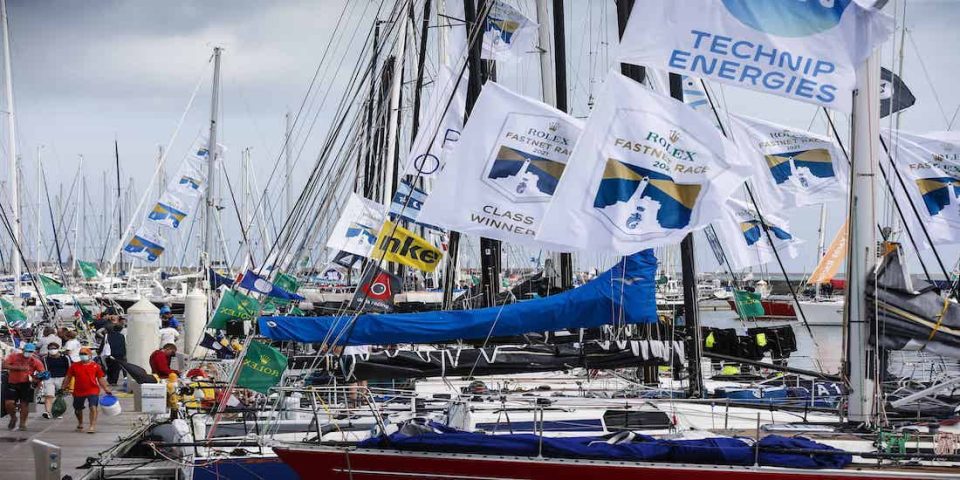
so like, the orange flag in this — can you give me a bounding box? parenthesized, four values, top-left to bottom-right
(808, 220, 848, 284)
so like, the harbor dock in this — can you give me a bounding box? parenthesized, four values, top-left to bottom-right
(0, 395, 144, 480)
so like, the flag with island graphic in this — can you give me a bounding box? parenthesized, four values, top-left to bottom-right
(537, 70, 752, 253)
(617, 0, 893, 113)
(711, 197, 801, 270)
(236, 341, 287, 394)
(481, 0, 538, 62)
(122, 227, 166, 262)
(325, 193, 385, 259)
(418, 82, 582, 248)
(880, 129, 960, 248)
(729, 114, 848, 210)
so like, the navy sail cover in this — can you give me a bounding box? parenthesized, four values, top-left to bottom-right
(259, 250, 659, 345)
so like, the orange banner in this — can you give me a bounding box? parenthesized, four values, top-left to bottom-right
(808, 220, 848, 284)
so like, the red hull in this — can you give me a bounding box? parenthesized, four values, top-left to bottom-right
(273, 446, 950, 480)
(727, 298, 797, 318)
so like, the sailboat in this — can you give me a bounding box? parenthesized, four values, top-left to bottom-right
(263, 1, 960, 479)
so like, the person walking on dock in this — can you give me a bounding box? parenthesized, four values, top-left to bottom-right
(3, 343, 45, 431)
(41, 342, 70, 419)
(61, 347, 112, 434)
(98, 317, 128, 386)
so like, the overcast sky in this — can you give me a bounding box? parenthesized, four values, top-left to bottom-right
(0, 0, 958, 275)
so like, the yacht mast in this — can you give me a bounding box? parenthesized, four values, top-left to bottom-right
(1, 0, 20, 298)
(845, 50, 881, 424)
(205, 47, 222, 265)
(284, 111, 292, 220)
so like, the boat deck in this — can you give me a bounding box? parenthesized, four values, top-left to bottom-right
(0, 394, 147, 479)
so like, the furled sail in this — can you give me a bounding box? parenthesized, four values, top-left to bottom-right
(868, 247, 960, 359)
(259, 250, 658, 345)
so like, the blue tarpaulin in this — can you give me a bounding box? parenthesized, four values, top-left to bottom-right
(358, 422, 852, 469)
(259, 250, 658, 345)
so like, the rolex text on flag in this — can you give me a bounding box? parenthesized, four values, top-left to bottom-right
(236, 341, 287, 394)
(537, 70, 752, 254)
(374, 220, 443, 272)
(730, 114, 848, 210)
(418, 82, 583, 248)
(881, 130, 960, 247)
(618, 0, 893, 112)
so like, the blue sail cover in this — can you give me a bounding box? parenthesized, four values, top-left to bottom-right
(259, 250, 658, 345)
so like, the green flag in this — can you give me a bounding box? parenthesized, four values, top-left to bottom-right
(264, 272, 301, 309)
(39, 275, 66, 295)
(208, 289, 261, 330)
(733, 289, 764, 318)
(77, 261, 99, 279)
(0, 298, 27, 326)
(236, 341, 287, 393)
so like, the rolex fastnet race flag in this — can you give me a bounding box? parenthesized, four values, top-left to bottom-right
(881, 129, 960, 246)
(712, 197, 801, 270)
(482, 0, 538, 62)
(325, 193, 386, 258)
(537, 71, 752, 253)
(618, 0, 893, 112)
(730, 114, 848, 210)
(418, 82, 583, 247)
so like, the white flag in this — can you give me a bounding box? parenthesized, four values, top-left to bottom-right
(482, 0, 538, 62)
(418, 82, 582, 247)
(170, 140, 211, 196)
(402, 64, 468, 177)
(618, 0, 892, 112)
(122, 227, 166, 263)
(712, 197, 801, 270)
(730, 114, 848, 210)
(536, 70, 752, 253)
(147, 191, 195, 229)
(881, 130, 960, 247)
(325, 193, 386, 258)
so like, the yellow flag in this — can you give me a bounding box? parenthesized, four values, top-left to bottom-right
(808, 220, 847, 285)
(374, 220, 443, 272)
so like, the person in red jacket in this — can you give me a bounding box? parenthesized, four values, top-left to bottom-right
(149, 344, 180, 378)
(61, 347, 112, 434)
(3, 343, 45, 431)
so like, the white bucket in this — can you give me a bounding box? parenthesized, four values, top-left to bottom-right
(100, 394, 122, 416)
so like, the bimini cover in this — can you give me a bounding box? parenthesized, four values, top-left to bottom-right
(259, 250, 658, 345)
(357, 422, 852, 469)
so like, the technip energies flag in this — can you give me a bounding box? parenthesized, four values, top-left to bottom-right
(537, 71, 752, 254)
(325, 193, 386, 258)
(418, 82, 583, 248)
(881, 130, 960, 247)
(711, 197, 801, 270)
(730, 114, 848, 210)
(618, 0, 893, 113)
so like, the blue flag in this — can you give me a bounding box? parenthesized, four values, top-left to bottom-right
(239, 270, 305, 301)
